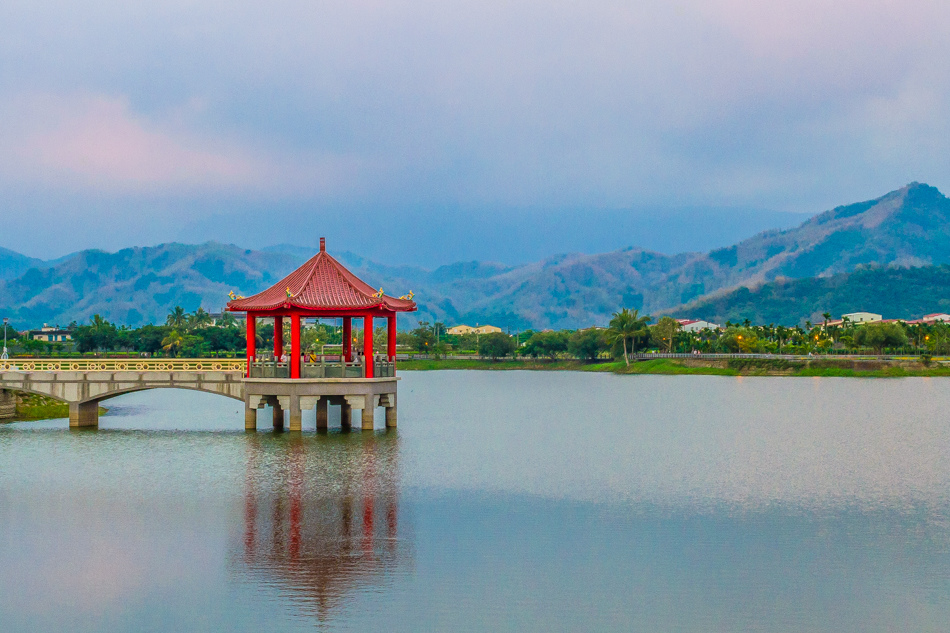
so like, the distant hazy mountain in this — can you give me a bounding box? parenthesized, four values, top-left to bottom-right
(676, 265, 950, 326)
(0, 243, 300, 327)
(1, 183, 947, 329)
(0, 247, 45, 281)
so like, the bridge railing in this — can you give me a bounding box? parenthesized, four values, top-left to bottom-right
(0, 358, 247, 372)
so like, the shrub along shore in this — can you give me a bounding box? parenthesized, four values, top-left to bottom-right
(399, 357, 950, 377)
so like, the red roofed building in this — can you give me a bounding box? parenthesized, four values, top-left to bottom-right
(227, 238, 416, 379)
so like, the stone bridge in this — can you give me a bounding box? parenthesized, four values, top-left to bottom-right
(0, 359, 398, 431)
(0, 369, 245, 426)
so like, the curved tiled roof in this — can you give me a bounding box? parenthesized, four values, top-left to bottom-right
(226, 244, 416, 313)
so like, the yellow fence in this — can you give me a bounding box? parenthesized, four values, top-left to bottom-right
(0, 358, 247, 372)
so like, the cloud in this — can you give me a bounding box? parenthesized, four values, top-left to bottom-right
(0, 93, 358, 196)
(3, 0, 950, 253)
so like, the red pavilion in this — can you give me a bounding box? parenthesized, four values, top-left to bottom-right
(227, 237, 416, 380)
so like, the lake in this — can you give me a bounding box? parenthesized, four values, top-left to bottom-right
(1, 371, 949, 632)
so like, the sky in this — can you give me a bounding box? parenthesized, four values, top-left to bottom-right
(1, 0, 949, 265)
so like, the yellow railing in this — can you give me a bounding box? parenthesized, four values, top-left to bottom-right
(0, 358, 247, 372)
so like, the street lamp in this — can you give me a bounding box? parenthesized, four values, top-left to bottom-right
(1, 317, 8, 360)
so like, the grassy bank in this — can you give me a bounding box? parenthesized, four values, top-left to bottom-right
(399, 357, 950, 377)
(3, 393, 108, 422)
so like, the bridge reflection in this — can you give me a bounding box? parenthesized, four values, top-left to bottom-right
(235, 430, 408, 619)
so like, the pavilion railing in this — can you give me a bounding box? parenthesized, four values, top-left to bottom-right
(249, 357, 396, 379)
(0, 359, 247, 372)
(0, 357, 395, 376)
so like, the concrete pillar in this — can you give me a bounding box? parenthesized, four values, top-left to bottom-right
(385, 405, 397, 428)
(271, 397, 284, 430)
(69, 401, 98, 428)
(316, 398, 328, 430)
(0, 389, 15, 420)
(362, 393, 375, 431)
(340, 402, 352, 429)
(289, 394, 302, 432)
(245, 405, 257, 430)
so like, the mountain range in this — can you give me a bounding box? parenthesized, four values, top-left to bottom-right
(1, 182, 948, 329)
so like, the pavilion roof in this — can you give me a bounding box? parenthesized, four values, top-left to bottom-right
(226, 240, 416, 314)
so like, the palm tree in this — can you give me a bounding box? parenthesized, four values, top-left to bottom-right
(606, 308, 651, 366)
(162, 331, 184, 357)
(167, 306, 187, 329)
(189, 307, 212, 330)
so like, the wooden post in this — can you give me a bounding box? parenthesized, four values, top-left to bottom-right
(274, 317, 283, 359)
(388, 313, 397, 374)
(290, 313, 301, 379)
(364, 316, 374, 378)
(246, 315, 256, 377)
(343, 317, 352, 362)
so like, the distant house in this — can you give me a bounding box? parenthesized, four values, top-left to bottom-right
(841, 312, 882, 324)
(905, 313, 950, 325)
(209, 310, 245, 324)
(446, 324, 503, 335)
(29, 324, 72, 342)
(676, 319, 720, 332)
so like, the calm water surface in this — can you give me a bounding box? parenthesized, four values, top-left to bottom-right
(2, 372, 950, 632)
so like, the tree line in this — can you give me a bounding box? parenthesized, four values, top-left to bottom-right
(3, 307, 947, 359)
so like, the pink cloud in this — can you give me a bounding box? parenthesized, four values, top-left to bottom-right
(0, 93, 357, 196)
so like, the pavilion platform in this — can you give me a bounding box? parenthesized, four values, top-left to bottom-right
(244, 376, 398, 431)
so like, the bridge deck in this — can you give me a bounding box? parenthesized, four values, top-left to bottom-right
(0, 359, 398, 431)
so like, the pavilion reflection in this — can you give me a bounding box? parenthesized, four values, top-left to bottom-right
(235, 430, 408, 619)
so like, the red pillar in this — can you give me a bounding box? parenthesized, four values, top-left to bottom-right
(273, 317, 283, 359)
(364, 315, 374, 378)
(387, 313, 397, 372)
(245, 314, 256, 378)
(290, 313, 301, 379)
(343, 317, 352, 362)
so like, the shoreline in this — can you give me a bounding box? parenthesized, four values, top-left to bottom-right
(399, 357, 950, 377)
(0, 393, 108, 423)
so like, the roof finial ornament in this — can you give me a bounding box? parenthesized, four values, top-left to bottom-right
(320, 237, 326, 252)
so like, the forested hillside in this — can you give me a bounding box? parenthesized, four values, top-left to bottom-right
(678, 265, 950, 326)
(3, 182, 950, 329)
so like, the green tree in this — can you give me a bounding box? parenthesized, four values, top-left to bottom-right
(166, 306, 188, 329)
(650, 316, 681, 352)
(522, 331, 569, 359)
(161, 330, 185, 357)
(411, 322, 435, 353)
(74, 314, 119, 353)
(854, 322, 908, 354)
(718, 327, 762, 353)
(478, 332, 515, 359)
(189, 307, 212, 329)
(568, 328, 607, 360)
(605, 308, 651, 366)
